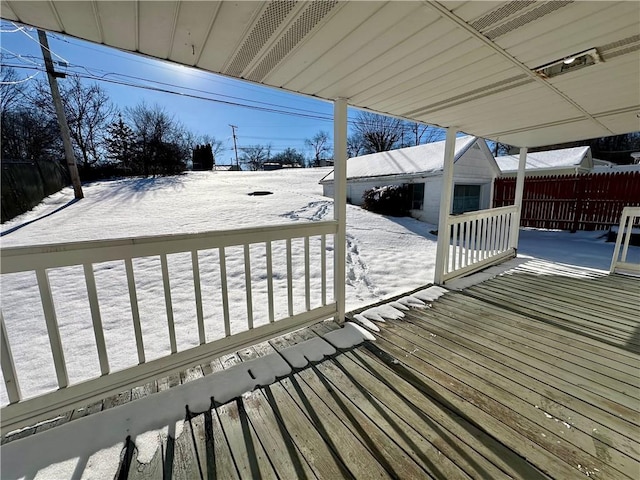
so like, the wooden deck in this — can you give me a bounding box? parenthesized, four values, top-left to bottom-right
(3, 260, 638, 479)
(114, 260, 639, 480)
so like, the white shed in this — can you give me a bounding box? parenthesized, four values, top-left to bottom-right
(320, 136, 499, 225)
(496, 146, 593, 177)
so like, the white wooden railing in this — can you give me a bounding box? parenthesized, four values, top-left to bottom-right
(0, 221, 337, 435)
(610, 206, 640, 275)
(439, 205, 518, 282)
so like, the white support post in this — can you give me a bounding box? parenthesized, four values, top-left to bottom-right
(333, 98, 348, 323)
(434, 127, 458, 285)
(509, 147, 527, 251)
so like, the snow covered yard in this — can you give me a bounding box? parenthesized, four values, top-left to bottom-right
(0, 168, 440, 405)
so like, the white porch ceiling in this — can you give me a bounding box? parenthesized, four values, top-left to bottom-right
(2, 0, 638, 147)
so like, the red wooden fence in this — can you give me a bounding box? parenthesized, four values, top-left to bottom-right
(493, 171, 640, 231)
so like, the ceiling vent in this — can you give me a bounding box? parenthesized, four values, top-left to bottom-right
(534, 48, 601, 79)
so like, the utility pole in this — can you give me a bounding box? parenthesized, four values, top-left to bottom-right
(38, 29, 83, 199)
(229, 124, 239, 170)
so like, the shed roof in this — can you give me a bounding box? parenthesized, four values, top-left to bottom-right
(495, 146, 591, 172)
(2, 1, 638, 148)
(321, 135, 479, 183)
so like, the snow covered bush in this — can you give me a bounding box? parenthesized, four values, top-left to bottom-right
(362, 184, 410, 216)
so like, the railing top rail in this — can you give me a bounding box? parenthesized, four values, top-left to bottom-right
(1, 220, 338, 274)
(620, 206, 640, 217)
(446, 205, 518, 225)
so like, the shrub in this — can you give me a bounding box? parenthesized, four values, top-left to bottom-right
(362, 184, 410, 216)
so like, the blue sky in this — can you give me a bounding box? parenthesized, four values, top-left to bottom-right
(1, 20, 350, 164)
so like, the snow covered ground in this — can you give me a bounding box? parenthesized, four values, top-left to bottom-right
(0, 169, 441, 405)
(1, 168, 635, 405)
(1, 168, 637, 479)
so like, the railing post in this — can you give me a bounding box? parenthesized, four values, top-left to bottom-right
(334, 98, 348, 322)
(610, 207, 640, 274)
(434, 127, 458, 285)
(509, 147, 527, 250)
(0, 311, 21, 403)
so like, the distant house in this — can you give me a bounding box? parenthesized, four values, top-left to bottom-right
(263, 162, 283, 171)
(593, 163, 640, 174)
(212, 165, 238, 171)
(496, 146, 594, 177)
(320, 136, 499, 225)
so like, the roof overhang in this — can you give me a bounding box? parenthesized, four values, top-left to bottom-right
(2, 0, 639, 148)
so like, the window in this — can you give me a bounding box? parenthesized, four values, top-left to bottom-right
(408, 183, 424, 210)
(452, 184, 481, 214)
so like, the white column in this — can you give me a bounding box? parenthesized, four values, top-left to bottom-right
(434, 127, 458, 285)
(333, 98, 348, 322)
(509, 147, 527, 251)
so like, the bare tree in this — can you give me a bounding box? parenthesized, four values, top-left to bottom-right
(401, 121, 444, 147)
(352, 111, 403, 153)
(126, 102, 190, 175)
(305, 130, 332, 166)
(1, 68, 62, 161)
(33, 75, 116, 169)
(1, 107, 62, 161)
(240, 144, 271, 171)
(347, 133, 367, 158)
(271, 147, 305, 167)
(491, 141, 512, 156)
(0, 68, 27, 115)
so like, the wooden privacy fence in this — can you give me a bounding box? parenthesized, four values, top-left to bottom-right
(1, 159, 69, 223)
(493, 171, 640, 231)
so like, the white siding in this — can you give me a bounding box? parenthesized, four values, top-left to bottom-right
(412, 176, 442, 225)
(451, 144, 497, 212)
(322, 139, 500, 225)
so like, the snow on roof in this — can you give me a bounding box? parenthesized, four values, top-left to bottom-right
(495, 146, 590, 172)
(321, 135, 477, 183)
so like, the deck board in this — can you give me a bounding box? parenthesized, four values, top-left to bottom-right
(336, 348, 551, 479)
(434, 295, 640, 385)
(415, 300, 640, 416)
(385, 309, 638, 477)
(470, 281, 638, 337)
(135, 262, 637, 480)
(4, 260, 638, 480)
(436, 293, 639, 371)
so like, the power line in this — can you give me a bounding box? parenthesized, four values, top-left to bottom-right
(1, 47, 42, 66)
(14, 22, 68, 64)
(1, 62, 337, 122)
(63, 62, 333, 116)
(0, 70, 40, 84)
(0, 25, 25, 33)
(4, 22, 332, 110)
(44, 29, 322, 104)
